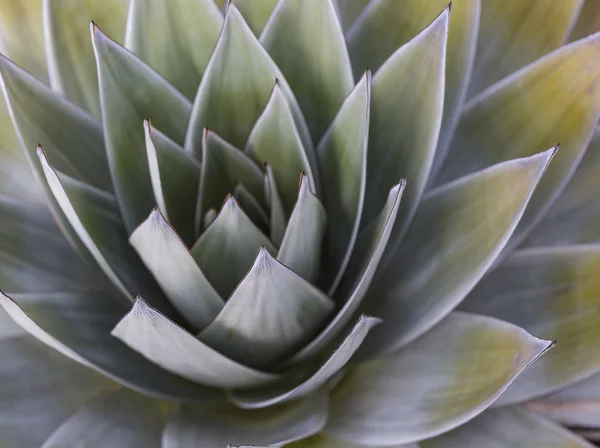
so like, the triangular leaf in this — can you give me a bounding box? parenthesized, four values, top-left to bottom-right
(264, 164, 286, 246)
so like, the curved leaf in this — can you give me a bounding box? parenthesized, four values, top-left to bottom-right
(145, 119, 200, 246)
(360, 149, 554, 356)
(112, 298, 280, 389)
(323, 312, 552, 446)
(234, 184, 269, 231)
(461, 245, 600, 405)
(184, 2, 312, 163)
(277, 174, 326, 284)
(234, 0, 278, 35)
(163, 394, 328, 448)
(467, 0, 583, 97)
(260, 0, 354, 141)
(41, 388, 170, 448)
(244, 82, 316, 209)
(317, 70, 370, 294)
(422, 406, 595, 448)
(124, 0, 222, 99)
(43, 0, 129, 117)
(569, 0, 600, 42)
(436, 33, 600, 250)
(192, 196, 276, 299)
(199, 247, 334, 368)
(0, 54, 111, 191)
(336, 0, 370, 31)
(229, 315, 380, 409)
(130, 208, 224, 333)
(92, 24, 192, 232)
(264, 164, 286, 246)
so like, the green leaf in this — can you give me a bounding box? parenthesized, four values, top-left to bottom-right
(527, 372, 600, 429)
(234, 184, 269, 231)
(43, 0, 129, 117)
(346, 1, 479, 182)
(287, 434, 420, 448)
(184, 2, 311, 161)
(38, 148, 176, 315)
(130, 208, 224, 333)
(163, 394, 328, 448)
(264, 164, 286, 246)
(92, 24, 192, 233)
(317, 70, 370, 294)
(0, 291, 216, 401)
(260, 0, 354, 141)
(290, 179, 405, 364)
(0, 0, 47, 82)
(358, 7, 448, 246)
(229, 315, 380, 409)
(460, 245, 600, 405)
(192, 196, 276, 299)
(112, 298, 281, 389)
(277, 174, 326, 284)
(244, 81, 316, 209)
(421, 406, 595, 448)
(145, 119, 201, 246)
(41, 388, 170, 448)
(234, 0, 278, 35)
(435, 33, 600, 250)
(197, 130, 265, 234)
(323, 312, 552, 446)
(0, 332, 112, 448)
(124, 0, 222, 99)
(199, 247, 334, 369)
(569, 0, 600, 42)
(524, 126, 600, 246)
(0, 54, 112, 191)
(336, 0, 371, 31)
(358, 149, 555, 359)
(467, 0, 583, 97)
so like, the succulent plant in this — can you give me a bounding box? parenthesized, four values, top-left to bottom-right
(1, 0, 600, 446)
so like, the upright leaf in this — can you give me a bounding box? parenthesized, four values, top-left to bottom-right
(124, 0, 222, 99)
(92, 25, 192, 232)
(317, 71, 370, 294)
(43, 0, 129, 117)
(234, 0, 278, 35)
(324, 313, 552, 446)
(261, 0, 354, 141)
(336, 0, 371, 31)
(264, 165, 286, 246)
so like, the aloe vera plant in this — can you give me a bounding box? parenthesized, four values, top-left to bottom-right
(1, 0, 600, 446)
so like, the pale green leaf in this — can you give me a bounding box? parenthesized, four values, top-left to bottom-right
(527, 372, 600, 429)
(467, 0, 583, 97)
(184, 2, 312, 162)
(124, 0, 222, 99)
(460, 245, 600, 405)
(234, 0, 278, 35)
(244, 82, 316, 209)
(260, 0, 354, 141)
(323, 312, 552, 446)
(197, 130, 265, 234)
(234, 184, 269, 231)
(569, 0, 600, 42)
(524, 126, 600, 246)
(287, 434, 419, 448)
(336, 0, 370, 31)
(422, 406, 595, 448)
(0, 291, 216, 401)
(43, 0, 129, 117)
(277, 174, 326, 284)
(317, 71, 370, 294)
(360, 149, 554, 357)
(38, 148, 176, 315)
(92, 24, 192, 232)
(289, 179, 404, 364)
(264, 164, 286, 246)
(436, 33, 600, 250)
(163, 394, 328, 448)
(229, 315, 380, 409)
(41, 388, 170, 448)
(347, 1, 479, 182)
(0, 0, 47, 82)
(192, 195, 276, 299)
(0, 54, 111, 191)
(358, 8, 448, 254)
(145, 119, 201, 246)
(130, 208, 224, 333)
(112, 298, 280, 389)
(199, 247, 334, 368)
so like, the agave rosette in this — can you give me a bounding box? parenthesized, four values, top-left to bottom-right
(1, 0, 600, 446)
